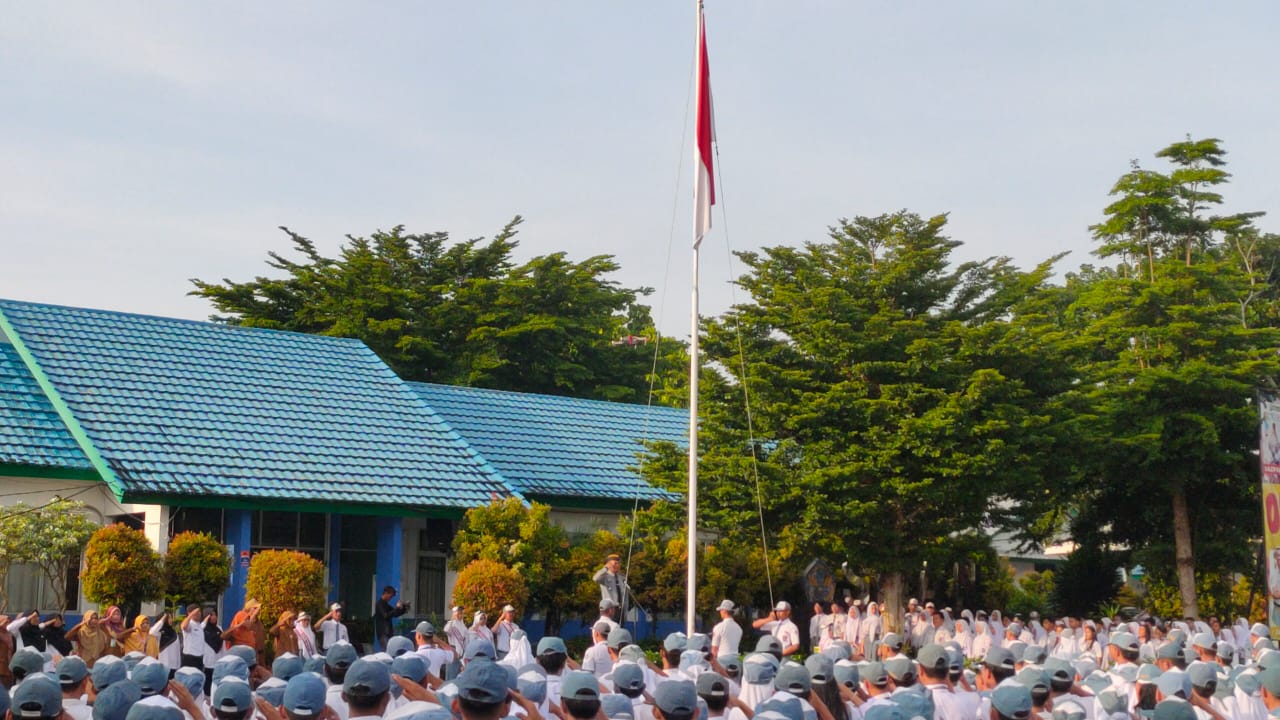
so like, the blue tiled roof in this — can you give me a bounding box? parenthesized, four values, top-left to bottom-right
(408, 382, 685, 502)
(0, 342, 93, 472)
(0, 300, 516, 509)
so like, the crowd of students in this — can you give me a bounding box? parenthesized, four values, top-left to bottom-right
(4, 593, 1280, 720)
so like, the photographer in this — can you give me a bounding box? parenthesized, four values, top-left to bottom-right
(374, 586, 408, 651)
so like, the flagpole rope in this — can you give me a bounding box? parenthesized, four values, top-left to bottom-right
(712, 141, 777, 611)
(622, 17, 700, 632)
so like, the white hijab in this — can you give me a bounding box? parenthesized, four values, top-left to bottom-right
(970, 621, 991, 660)
(499, 631, 533, 669)
(954, 619, 974, 658)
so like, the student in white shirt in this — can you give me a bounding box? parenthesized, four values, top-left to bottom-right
(711, 600, 743, 658)
(751, 602, 800, 657)
(581, 621, 615, 680)
(317, 604, 350, 651)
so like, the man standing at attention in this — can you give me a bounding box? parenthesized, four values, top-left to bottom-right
(493, 605, 519, 659)
(594, 554, 627, 615)
(711, 601, 742, 658)
(316, 603, 349, 652)
(751, 602, 800, 658)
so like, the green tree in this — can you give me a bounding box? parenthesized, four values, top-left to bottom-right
(244, 550, 326, 624)
(1071, 137, 1280, 618)
(643, 211, 1075, 632)
(450, 498, 574, 634)
(165, 531, 231, 609)
(81, 524, 164, 612)
(190, 219, 676, 402)
(0, 500, 97, 611)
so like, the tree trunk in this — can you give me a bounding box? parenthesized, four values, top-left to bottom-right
(1172, 487, 1199, 618)
(881, 571, 904, 635)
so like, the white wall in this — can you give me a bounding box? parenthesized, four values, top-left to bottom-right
(549, 508, 630, 535)
(0, 475, 164, 612)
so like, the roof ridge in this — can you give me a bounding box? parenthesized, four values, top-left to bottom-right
(408, 381, 687, 414)
(0, 298, 366, 346)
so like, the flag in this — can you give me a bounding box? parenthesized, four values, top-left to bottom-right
(694, 6, 715, 246)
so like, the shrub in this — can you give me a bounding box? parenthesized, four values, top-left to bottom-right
(244, 550, 326, 623)
(81, 523, 164, 611)
(452, 558, 528, 620)
(165, 531, 231, 608)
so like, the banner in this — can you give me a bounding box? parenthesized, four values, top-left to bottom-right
(1260, 393, 1280, 637)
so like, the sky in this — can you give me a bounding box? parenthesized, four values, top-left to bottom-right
(3, 1, 1279, 340)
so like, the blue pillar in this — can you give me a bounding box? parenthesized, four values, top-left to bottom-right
(375, 516, 403, 650)
(327, 515, 343, 604)
(225, 509, 253, 621)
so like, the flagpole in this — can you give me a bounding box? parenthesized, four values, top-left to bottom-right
(686, 0, 704, 639)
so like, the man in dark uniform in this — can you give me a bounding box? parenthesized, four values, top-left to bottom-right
(374, 586, 408, 651)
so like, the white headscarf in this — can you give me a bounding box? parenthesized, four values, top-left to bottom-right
(970, 621, 991, 660)
(954, 619, 974, 658)
(499, 629, 533, 669)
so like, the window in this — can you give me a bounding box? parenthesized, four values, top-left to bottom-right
(4, 561, 79, 613)
(251, 511, 326, 555)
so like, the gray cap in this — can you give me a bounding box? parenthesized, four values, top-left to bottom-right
(466, 637, 498, 661)
(918, 643, 948, 674)
(1022, 645, 1047, 665)
(57, 656, 89, 685)
(92, 681, 142, 720)
(1191, 633, 1215, 651)
(273, 653, 305, 681)
(756, 635, 783, 656)
(805, 654, 834, 684)
(885, 655, 916, 684)
(696, 672, 729, 698)
(664, 632, 689, 652)
(1187, 662, 1218, 691)
(743, 653, 779, 684)
(518, 664, 548, 704)
(984, 646, 1016, 671)
(10, 648, 44, 680)
(1258, 664, 1280, 696)
(12, 675, 62, 719)
(173, 668, 205, 698)
(387, 636, 415, 658)
(343, 659, 392, 698)
(213, 679, 253, 713)
(213, 655, 250, 684)
(602, 694, 634, 720)
(600, 598, 619, 610)
(1098, 689, 1127, 716)
(755, 695, 804, 720)
(990, 680, 1033, 720)
(861, 706, 904, 720)
(536, 636, 567, 656)
(561, 670, 600, 700)
(392, 654, 429, 684)
(717, 600, 736, 612)
(719, 654, 742, 678)
(834, 659, 859, 688)
(1015, 667, 1049, 693)
(90, 654, 127, 691)
(1112, 632, 1139, 653)
(132, 661, 170, 696)
(775, 662, 812, 695)
(1152, 699, 1196, 720)
(255, 677, 287, 707)
(228, 645, 257, 667)
(416, 621, 436, 636)
(1156, 642, 1183, 661)
(456, 660, 509, 705)
(1156, 669, 1190, 699)
(619, 645, 647, 664)
(1217, 641, 1235, 661)
(123, 699, 183, 720)
(653, 679, 698, 716)
(325, 642, 358, 669)
(608, 627, 633, 649)
(1052, 701, 1086, 720)
(612, 662, 645, 692)
(881, 632, 904, 650)
(283, 672, 327, 717)
(863, 661, 889, 687)
(1043, 657, 1073, 684)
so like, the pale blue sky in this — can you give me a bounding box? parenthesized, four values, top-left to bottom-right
(3, 2, 1278, 338)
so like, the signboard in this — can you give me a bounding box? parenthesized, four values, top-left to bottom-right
(239, 550, 251, 569)
(804, 558, 835, 604)
(1260, 393, 1280, 637)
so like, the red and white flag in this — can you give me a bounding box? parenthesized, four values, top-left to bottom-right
(693, 5, 715, 247)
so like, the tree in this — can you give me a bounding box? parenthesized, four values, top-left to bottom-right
(642, 211, 1075, 632)
(190, 220, 676, 402)
(0, 500, 97, 611)
(1072, 137, 1280, 618)
(452, 559, 529, 622)
(244, 550, 326, 624)
(81, 524, 164, 612)
(450, 498, 573, 633)
(165, 531, 231, 609)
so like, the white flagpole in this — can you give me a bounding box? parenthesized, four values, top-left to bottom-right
(686, 0, 703, 639)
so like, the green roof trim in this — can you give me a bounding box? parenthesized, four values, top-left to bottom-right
(0, 463, 101, 481)
(0, 307, 125, 499)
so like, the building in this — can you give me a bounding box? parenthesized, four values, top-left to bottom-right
(0, 299, 685, 623)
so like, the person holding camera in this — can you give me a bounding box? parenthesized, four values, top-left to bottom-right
(374, 586, 407, 651)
